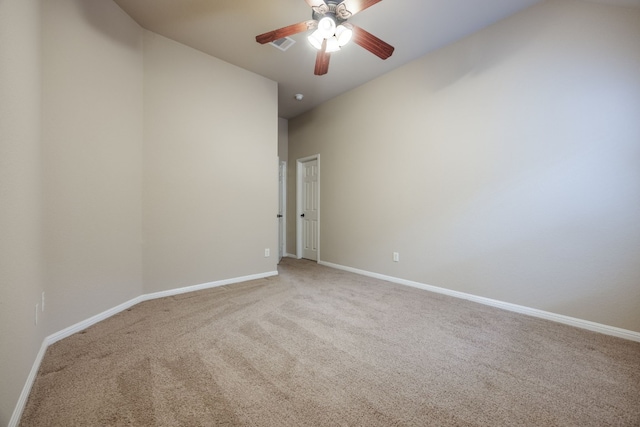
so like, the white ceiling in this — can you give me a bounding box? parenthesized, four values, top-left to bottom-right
(112, 0, 640, 119)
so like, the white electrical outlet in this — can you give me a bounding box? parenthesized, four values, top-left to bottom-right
(42, 291, 45, 312)
(393, 252, 400, 262)
(264, 248, 270, 257)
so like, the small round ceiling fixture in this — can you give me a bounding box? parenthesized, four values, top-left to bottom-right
(294, 93, 304, 101)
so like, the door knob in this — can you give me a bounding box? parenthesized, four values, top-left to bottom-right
(300, 213, 305, 217)
(277, 214, 283, 218)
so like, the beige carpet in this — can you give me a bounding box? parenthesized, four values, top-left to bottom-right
(20, 258, 640, 426)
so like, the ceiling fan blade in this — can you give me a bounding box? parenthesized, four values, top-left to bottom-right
(340, 0, 382, 16)
(304, 0, 327, 7)
(351, 24, 394, 60)
(256, 20, 317, 44)
(314, 40, 331, 75)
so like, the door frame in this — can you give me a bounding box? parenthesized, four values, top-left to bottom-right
(296, 154, 320, 261)
(278, 160, 287, 262)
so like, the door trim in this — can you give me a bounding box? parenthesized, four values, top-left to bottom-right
(296, 154, 320, 261)
(278, 160, 287, 262)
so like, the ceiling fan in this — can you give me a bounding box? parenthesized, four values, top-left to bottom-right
(255, 0, 394, 76)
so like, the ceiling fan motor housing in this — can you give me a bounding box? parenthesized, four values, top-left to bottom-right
(312, 1, 352, 23)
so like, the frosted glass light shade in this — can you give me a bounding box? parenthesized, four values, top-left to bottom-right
(308, 30, 324, 50)
(325, 36, 340, 53)
(317, 16, 336, 39)
(335, 25, 353, 46)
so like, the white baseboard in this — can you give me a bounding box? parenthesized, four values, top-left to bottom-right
(8, 340, 48, 427)
(45, 270, 278, 346)
(46, 296, 145, 345)
(9, 270, 278, 427)
(140, 271, 278, 303)
(319, 260, 640, 343)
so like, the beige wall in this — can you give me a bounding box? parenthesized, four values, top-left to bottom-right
(142, 32, 278, 292)
(42, 0, 144, 334)
(278, 117, 289, 161)
(288, 0, 640, 332)
(2, 0, 278, 422)
(0, 1, 44, 424)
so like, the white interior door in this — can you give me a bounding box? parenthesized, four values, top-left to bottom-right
(299, 158, 319, 261)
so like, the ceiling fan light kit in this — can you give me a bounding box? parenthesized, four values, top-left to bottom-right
(308, 23, 352, 52)
(256, 0, 394, 76)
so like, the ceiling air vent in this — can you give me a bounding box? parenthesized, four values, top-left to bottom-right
(270, 37, 296, 52)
